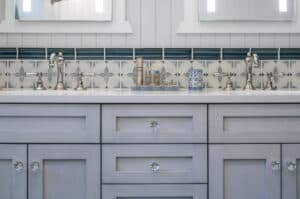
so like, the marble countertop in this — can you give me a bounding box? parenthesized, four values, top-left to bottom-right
(1, 88, 300, 103)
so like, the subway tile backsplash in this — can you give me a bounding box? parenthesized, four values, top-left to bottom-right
(0, 47, 300, 90)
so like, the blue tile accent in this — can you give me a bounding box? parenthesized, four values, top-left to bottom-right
(0, 48, 17, 59)
(18, 48, 46, 60)
(105, 48, 133, 60)
(222, 48, 249, 60)
(251, 48, 278, 60)
(280, 48, 300, 60)
(164, 48, 192, 60)
(47, 48, 75, 60)
(135, 48, 163, 60)
(76, 48, 104, 60)
(194, 48, 221, 60)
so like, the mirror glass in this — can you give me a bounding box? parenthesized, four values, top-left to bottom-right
(199, 0, 295, 21)
(15, 0, 112, 21)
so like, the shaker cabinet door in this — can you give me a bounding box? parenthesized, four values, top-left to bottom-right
(0, 145, 27, 199)
(28, 145, 100, 199)
(282, 144, 300, 199)
(209, 144, 281, 199)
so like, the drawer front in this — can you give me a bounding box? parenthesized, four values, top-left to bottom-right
(209, 104, 300, 143)
(102, 184, 207, 199)
(0, 104, 100, 143)
(102, 105, 207, 143)
(102, 144, 207, 183)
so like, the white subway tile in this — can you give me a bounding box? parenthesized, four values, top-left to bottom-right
(7, 33, 22, 47)
(0, 33, 7, 47)
(245, 33, 259, 48)
(275, 33, 290, 48)
(66, 34, 82, 48)
(36, 34, 51, 47)
(82, 34, 97, 48)
(230, 33, 245, 48)
(51, 33, 67, 47)
(22, 33, 37, 47)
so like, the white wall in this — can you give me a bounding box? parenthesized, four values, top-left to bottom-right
(0, 0, 300, 48)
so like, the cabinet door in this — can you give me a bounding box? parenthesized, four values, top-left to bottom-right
(0, 144, 26, 199)
(28, 145, 100, 199)
(282, 144, 300, 199)
(209, 144, 281, 199)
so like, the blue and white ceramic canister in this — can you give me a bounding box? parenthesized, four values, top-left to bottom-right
(188, 69, 203, 90)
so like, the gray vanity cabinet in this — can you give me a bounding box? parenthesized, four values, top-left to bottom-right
(0, 145, 27, 199)
(282, 144, 300, 199)
(28, 145, 100, 199)
(209, 144, 281, 199)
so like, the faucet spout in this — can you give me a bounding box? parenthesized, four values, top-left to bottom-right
(243, 51, 259, 90)
(49, 52, 65, 90)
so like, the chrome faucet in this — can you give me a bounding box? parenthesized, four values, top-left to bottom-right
(49, 52, 65, 90)
(244, 51, 259, 90)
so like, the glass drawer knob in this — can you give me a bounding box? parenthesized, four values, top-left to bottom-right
(14, 161, 24, 172)
(30, 161, 40, 174)
(271, 161, 281, 171)
(287, 161, 297, 172)
(150, 162, 160, 173)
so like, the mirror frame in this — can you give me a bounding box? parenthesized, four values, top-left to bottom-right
(0, 0, 132, 33)
(177, 0, 300, 33)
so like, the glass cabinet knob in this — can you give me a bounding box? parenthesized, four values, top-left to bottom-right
(150, 121, 160, 133)
(271, 161, 281, 171)
(150, 162, 160, 173)
(13, 161, 24, 172)
(286, 161, 297, 172)
(30, 161, 40, 174)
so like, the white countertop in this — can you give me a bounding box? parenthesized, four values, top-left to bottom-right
(1, 88, 300, 103)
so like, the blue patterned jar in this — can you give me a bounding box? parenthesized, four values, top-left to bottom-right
(188, 69, 203, 90)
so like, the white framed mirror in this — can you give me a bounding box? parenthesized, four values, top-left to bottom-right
(199, 0, 295, 21)
(0, 0, 132, 33)
(178, 0, 300, 33)
(15, 0, 112, 21)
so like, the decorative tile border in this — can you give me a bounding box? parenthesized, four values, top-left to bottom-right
(0, 48, 300, 90)
(0, 48, 300, 61)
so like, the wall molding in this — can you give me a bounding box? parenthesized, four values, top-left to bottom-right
(0, 0, 132, 33)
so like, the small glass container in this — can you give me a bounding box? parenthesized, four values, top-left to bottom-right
(152, 70, 161, 86)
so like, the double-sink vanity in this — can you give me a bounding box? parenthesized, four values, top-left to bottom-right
(1, 88, 300, 199)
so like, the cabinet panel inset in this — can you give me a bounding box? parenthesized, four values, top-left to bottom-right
(224, 160, 267, 199)
(43, 160, 86, 199)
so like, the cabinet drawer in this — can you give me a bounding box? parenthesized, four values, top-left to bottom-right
(0, 104, 100, 143)
(102, 144, 207, 183)
(102, 184, 207, 199)
(102, 105, 207, 143)
(209, 104, 300, 143)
